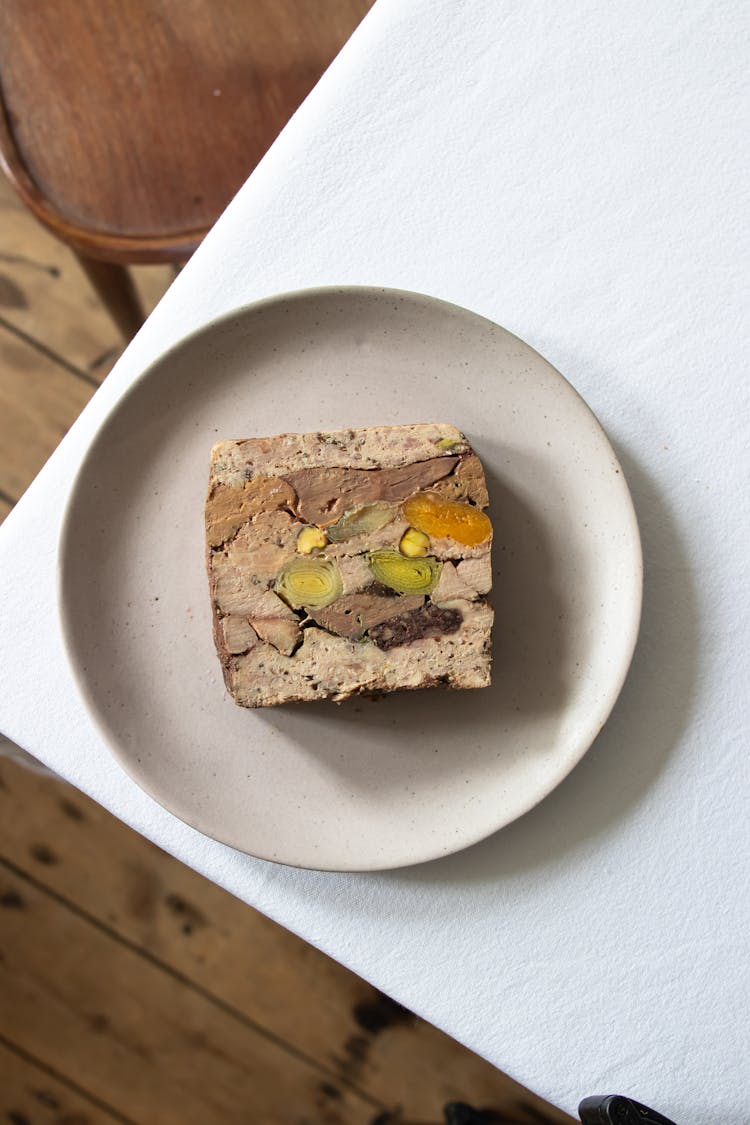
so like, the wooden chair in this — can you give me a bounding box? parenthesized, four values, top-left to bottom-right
(0, 0, 372, 340)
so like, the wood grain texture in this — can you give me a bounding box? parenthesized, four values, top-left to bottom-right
(0, 175, 172, 379)
(0, 760, 572, 1124)
(0, 1037, 127, 1125)
(0, 862, 377, 1125)
(0, 326, 93, 500)
(0, 0, 374, 261)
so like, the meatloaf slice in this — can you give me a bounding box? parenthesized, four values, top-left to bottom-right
(206, 423, 493, 707)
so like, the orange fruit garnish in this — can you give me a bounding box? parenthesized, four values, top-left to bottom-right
(402, 492, 492, 547)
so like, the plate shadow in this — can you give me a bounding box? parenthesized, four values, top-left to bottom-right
(384, 445, 699, 884)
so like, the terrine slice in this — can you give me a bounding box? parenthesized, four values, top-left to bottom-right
(205, 423, 493, 707)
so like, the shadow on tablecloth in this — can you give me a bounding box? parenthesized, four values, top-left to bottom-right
(388, 443, 699, 884)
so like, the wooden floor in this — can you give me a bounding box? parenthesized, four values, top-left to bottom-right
(0, 179, 573, 1125)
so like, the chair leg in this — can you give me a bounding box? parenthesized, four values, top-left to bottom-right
(75, 253, 146, 341)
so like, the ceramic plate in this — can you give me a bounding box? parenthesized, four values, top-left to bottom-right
(59, 287, 642, 871)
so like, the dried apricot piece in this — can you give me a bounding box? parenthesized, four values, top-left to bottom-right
(403, 492, 492, 547)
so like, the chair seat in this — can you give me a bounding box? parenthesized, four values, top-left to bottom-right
(0, 0, 371, 262)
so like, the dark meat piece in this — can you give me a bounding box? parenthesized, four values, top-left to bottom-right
(282, 457, 458, 526)
(369, 604, 463, 650)
(309, 593, 424, 640)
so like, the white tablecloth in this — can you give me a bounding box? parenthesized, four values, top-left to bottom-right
(1, 1, 748, 1118)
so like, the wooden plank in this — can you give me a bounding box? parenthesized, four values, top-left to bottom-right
(0, 760, 572, 1124)
(0, 863, 377, 1125)
(0, 1037, 127, 1125)
(0, 326, 93, 500)
(0, 496, 12, 524)
(0, 176, 172, 378)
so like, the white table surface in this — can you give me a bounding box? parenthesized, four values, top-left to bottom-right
(2, 0, 748, 1118)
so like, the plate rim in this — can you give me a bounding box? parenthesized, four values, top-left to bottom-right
(57, 284, 644, 871)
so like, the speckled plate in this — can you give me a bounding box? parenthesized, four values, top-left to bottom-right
(59, 286, 642, 871)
